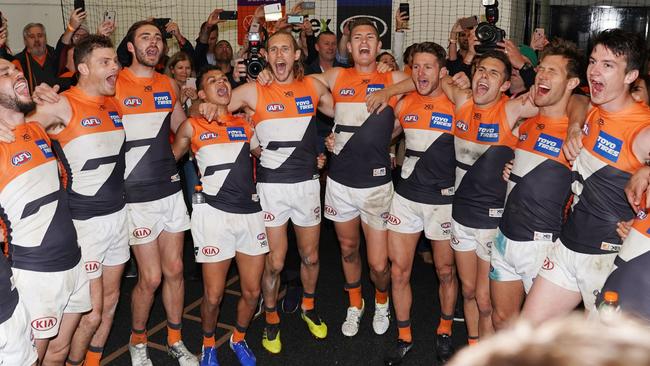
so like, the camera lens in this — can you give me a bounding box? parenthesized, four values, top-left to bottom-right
(247, 60, 264, 78)
(476, 23, 496, 43)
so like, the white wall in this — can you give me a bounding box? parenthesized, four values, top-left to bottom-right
(3, 0, 67, 53)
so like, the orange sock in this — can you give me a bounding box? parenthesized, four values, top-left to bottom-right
(84, 347, 103, 366)
(130, 329, 147, 345)
(468, 337, 479, 346)
(167, 323, 182, 346)
(397, 321, 412, 343)
(302, 293, 315, 311)
(375, 288, 389, 305)
(346, 285, 363, 309)
(265, 309, 280, 325)
(203, 333, 216, 348)
(437, 318, 453, 335)
(232, 328, 246, 343)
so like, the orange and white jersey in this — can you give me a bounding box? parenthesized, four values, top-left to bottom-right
(0, 123, 81, 272)
(499, 115, 572, 242)
(396, 91, 456, 204)
(49, 86, 126, 220)
(329, 68, 398, 188)
(452, 95, 518, 229)
(115, 68, 180, 203)
(188, 116, 260, 214)
(561, 101, 650, 254)
(252, 78, 320, 184)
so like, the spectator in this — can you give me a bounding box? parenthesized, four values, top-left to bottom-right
(304, 31, 344, 74)
(632, 74, 650, 105)
(194, 9, 224, 72)
(0, 13, 11, 60)
(447, 18, 474, 75)
(155, 19, 194, 74)
(12, 22, 62, 92)
(393, 7, 410, 72)
(377, 51, 398, 71)
(166, 51, 198, 114)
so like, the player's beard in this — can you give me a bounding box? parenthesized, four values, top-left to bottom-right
(0, 93, 36, 115)
(135, 47, 159, 68)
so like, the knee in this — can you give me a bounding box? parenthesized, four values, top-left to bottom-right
(491, 308, 510, 330)
(265, 254, 285, 276)
(241, 288, 261, 306)
(300, 252, 319, 268)
(163, 258, 184, 280)
(369, 260, 389, 278)
(390, 264, 410, 287)
(138, 272, 162, 292)
(461, 285, 476, 301)
(476, 292, 493, 317)
(81, 308, 103, 331)
(204, 289, 224, 307)
(435, 264, 454, 285)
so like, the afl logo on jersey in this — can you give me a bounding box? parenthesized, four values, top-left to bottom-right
(81, 117, 102, 127)
(519, 133, 528, 141)
(200, 132, 218, 141)
(339, 88, 355, 96)
(366, 84, 384, 94)
(637, 210, 647, 220)
(266, 103, 285, 112)
(154, 92, 173, 109)
(133, 227, 151, 239)
(11, 151, 31, 166)
(108, 112, 123, 127)
(295, 96, 315, 114)
(403, 114, 419, 123)
(123, 96, 142, 107)
(226, 127, 247, 141)
(31, 317, 57, 331)
(455, 120, 468, 132)
(202, 246, 220, 256)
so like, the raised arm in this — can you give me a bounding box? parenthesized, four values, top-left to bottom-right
(171, 119, 193, 161)
(312, 77, 334, 118)
(169, 77, 186, 133)
(228, 82, 257, 114)
(440, 73, 472, 107)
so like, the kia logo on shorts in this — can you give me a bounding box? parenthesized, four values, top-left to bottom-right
(257, 233, 266, 241)
(123, 96, 143, 107)
(386, 214, 401, 225)
(85, 261, 100, 273)
(11, 151, 32, 166)
(202, 246, 219, 256)
(324, 205, 337, 216)
(31, 317, 57, 331)
(263, 212, 275, 222)
(542, 257, 554, 270)
(441, 222, 451, 229)
(133, 227, 151, 239)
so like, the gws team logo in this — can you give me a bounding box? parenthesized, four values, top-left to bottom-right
(202, 246, 219, 256)
(257, 233, 266, 241)
(132, 227, 151, 239)
(263, 211, 275, 222)
(85, 261, 100, 274)
(455, 120, 468, 132)
(534, 133, 563, 158)
(123, 96, 142, 107)
(266, 103, 285, 112)
(31, 317, 57, 331)
(153, 92, 173, 109)
(324, 205, 337, 216)
(108, 112, 123, 127)
(477, 123, 499, 142)
(542, 257, 554, 270)
(594, 130, 622, 163)
(403, 114, 419, 123)
(295, 96, 314, 114)
(81, 117, 102, 127)
(35, 139, 54, 158)
(257, 233, 268, 247)
(226, 127, 247, 141)
(380, 212, 390, 220)
(200, 132, 218, 141)
(366, 84, 384, 94)
(386, 214, 401, 225)
(11, 151, 31, 166)
(339, 88, 355, 96)
(429, 112, 453, 131)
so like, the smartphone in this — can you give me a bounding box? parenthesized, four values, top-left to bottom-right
(534, 27, 545, 38)
(0, 12, 3, 28)
(185, 77, 197, 89)
(220, 11, 237, 20)
(74, 0, 85, 12)
(302, 1, 316, 10)
(264, 3, 282, 22)
(459, 16, 478, 29)
(103, 10, 116, 24)
(153, 18, 172, 39)
(288, 14, 304, 24)
(399, 3, 409, 21)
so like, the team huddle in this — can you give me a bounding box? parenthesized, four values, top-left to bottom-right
(0, 16, 649, 366)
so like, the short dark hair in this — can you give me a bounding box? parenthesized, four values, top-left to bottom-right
(316, 30, 336, 43)
(411, 42, 447, 68)
(476, 50, 512, 81)
(592, 28, 645, 74)
(73, 34, 114, 69)
(404, 43, 418, 65)
(348, 18, 379, 38)
(539, 39, 584, 80)
(196, 65, 222, 91)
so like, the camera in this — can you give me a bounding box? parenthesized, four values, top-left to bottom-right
(245, 23, 266, 79)
(475, 0, 506, 54)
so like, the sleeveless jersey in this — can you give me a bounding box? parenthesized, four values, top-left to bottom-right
(561, 102, 650, 254)
(0, 123, 81, 272)
(395, 92, 456, 205)
(452, 95, 518, 229)
(114, 68, 180, 203)
(189, 116, 260, 214)
(252, 78, 320, 183)
(0, 255, 18, 325)
(601, 210, 650, 319)
(329, 68, 398, 188)
(499, 115, 572, 242)
(49, 86, 126, 220)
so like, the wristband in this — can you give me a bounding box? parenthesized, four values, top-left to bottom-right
(67, 24, 75, 33)
(449, 39, 457, 44)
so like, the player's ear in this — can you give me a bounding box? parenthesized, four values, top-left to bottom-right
(77, 62, 90, 76)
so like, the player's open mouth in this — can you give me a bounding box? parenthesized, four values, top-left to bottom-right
(275, 61, 287, 74)
(590, 79, 604, 95)
(537, 83, 550, 96)
(476, 80, 489, 95)
(14, 78, 29, 96)
(216, 87, 228, 97)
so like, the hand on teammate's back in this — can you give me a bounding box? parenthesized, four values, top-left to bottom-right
(32, 83, 61, 104)
(256, 69, 274, 86)
(324, 133, 335, 153)
(502, 159, 514, 182)
(562, 124, 584, 163)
